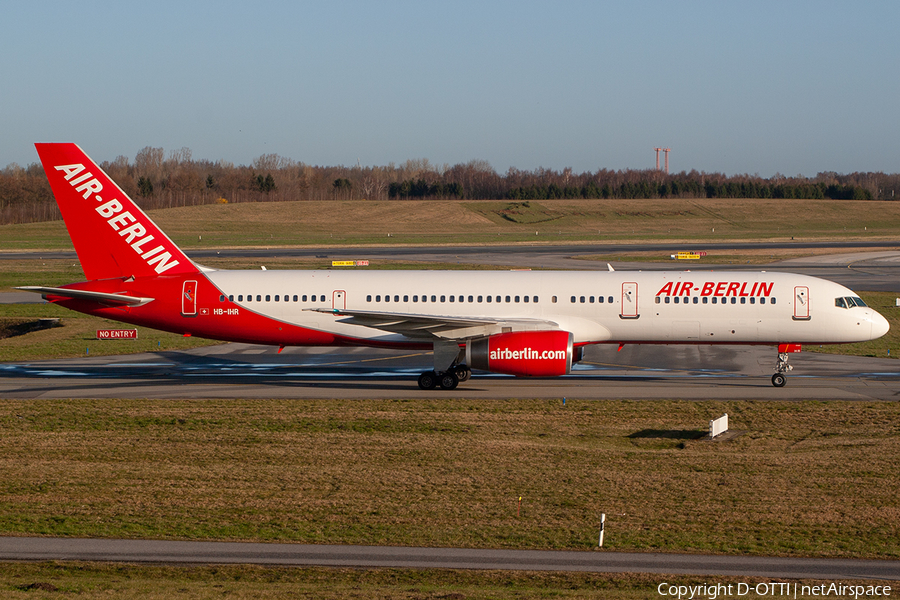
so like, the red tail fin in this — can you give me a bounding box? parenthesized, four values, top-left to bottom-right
(35, 143, 198, 281)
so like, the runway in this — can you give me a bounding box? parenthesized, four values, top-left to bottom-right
(2, 342, 899, 400)
(2, 537, 898, 580)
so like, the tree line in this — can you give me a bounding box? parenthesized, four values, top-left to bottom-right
(0, 146, 895, 225)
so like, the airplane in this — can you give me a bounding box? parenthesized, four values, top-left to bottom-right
(17, 143, 890, 389)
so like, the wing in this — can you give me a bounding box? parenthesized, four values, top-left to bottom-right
(15, 286, 155, 307)
(307, 307, 560, 340)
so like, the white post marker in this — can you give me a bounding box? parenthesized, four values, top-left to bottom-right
(598, 513, 606, 547)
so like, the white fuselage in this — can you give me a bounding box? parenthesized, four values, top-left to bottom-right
(203, 269, 888, 347)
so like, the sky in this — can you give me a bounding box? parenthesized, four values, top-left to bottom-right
(2, 1, 898, 177)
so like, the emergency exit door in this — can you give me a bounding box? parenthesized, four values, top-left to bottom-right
(181, 280, 197, 316)
(793, 286, 810, 320)
(333, 290, 346, 310)
(620, 282, 639, 319)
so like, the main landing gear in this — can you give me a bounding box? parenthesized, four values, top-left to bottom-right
(418, 365, 471, 390)
(418, 340, 470, 390)
(771, 350, 793, 387)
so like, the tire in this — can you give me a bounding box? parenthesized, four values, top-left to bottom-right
(454, 365, 471, 382)
(771, 373, 786, 387)
(418, 371, 437, 390)
(439, 371, 459, 390)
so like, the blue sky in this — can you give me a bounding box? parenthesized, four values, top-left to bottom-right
(2, 1, 897, 176)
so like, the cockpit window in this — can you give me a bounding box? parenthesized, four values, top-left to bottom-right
(835, 296, 867, 309)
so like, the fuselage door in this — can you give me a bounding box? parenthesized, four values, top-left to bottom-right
(182, 280, 197, 316)
(793, 286, 810, 320)
(620, 282, 639, 319)
(333, 290, 346, 310)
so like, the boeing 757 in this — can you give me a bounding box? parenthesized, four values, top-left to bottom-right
(18, 143, 890, 389)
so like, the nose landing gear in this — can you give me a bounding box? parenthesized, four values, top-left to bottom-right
(771, 344, 800, 387)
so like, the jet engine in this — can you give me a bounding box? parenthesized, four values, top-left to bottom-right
(465, 330, 574, 377)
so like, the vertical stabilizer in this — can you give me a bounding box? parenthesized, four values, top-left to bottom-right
(34, 143, 198, 281)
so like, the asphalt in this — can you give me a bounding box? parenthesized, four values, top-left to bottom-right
(2, 537, 898, 580)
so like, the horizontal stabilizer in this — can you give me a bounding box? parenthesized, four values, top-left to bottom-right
(15, 286, 155, 307)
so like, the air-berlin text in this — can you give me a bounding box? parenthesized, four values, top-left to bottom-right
(54, 163, 180, 274)
(656, 281, 774, 298)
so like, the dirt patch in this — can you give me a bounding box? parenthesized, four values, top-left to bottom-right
(0, 318, 60, 340)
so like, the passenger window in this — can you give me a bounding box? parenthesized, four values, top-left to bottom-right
(731, 297, 736, 304)
(571, 296, 576, 303)
(711, 297, 717, 304)
(750, 297, 755, 304)
(598, 296, 605, 303)
(496, 296, 501, 303)
(740, 297, 746, 304)
(219, 295, 224, 302)
(552, 296, 557, 303)
(608, 296, 613, 303)
(431, 295, 437, 302)
(403, 295, 408, 302)
(487, 296, 492, 303)
(450, 295, 455, 302)
(771, 298, 776, 305)
(441, 295, 446, 302)
(760, 297, 765, 304)
(257, 295, 262, 302)
(469, 296, 474, 303)
(238, 295, 243, 302)
(302, 295, 308, 302)
(478, 296, 483, 302)
(674, 297, 679, 304)
(702, 297, 708, 304)
(376, 295, 381, 302)
(524, 296, 529, 303)
(293, 295, 298, 302)
(589, 296, 594, 303)
(367, 295, 372, 302)
(515, 296, 520, 303)
(274, 295, 279, 302)
(665, 296, 670, 304)
(266, 295, 271, 302)
(655, 297, 660, 304)
(413, 295, 418, 302)
(229, 295, 234, 302)
(533, 296, 538, 303)
(693, 297, 698, 304)
(505, 296, 511, 303)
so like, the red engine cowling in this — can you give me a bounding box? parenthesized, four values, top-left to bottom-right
(465, 330, 574, 377)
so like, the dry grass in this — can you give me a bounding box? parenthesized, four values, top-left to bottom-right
(3, 198, 899, 250)
(2, 562, 888, 599)
(1, 398, 898, 559)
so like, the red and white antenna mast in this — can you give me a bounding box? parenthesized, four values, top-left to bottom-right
(654, 147, 671, 174)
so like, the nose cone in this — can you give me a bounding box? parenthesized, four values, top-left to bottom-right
(871, 310, 890, 340)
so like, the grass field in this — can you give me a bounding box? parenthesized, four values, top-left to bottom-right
(2, 563, 883, 600)
(2, 198, 899, 250)
(2, 398, 898, 559)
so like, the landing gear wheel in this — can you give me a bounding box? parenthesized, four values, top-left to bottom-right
(418, 371, 437, 390)
(454, 365, 471, 382)
(771, 373, 786, 387)
(439, 371, 459, 390)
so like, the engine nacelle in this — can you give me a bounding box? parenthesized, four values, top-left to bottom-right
(465, 330, 574, 377)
